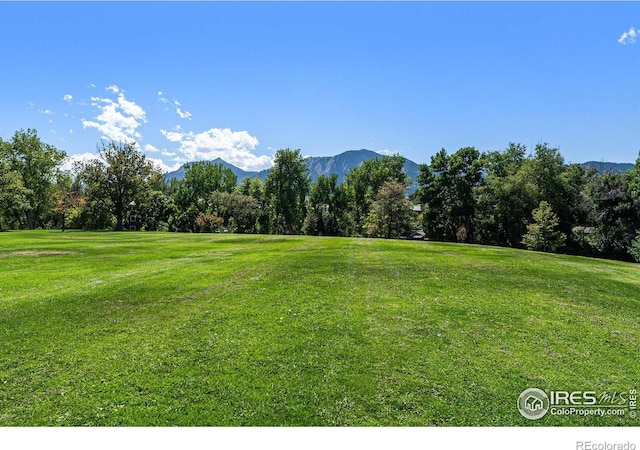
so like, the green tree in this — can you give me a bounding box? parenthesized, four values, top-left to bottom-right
(345, 154, 407, 234)
(522, 200, 566, 252)
(628, 151, 640, 198)
(51, 172, 85, 232)
(579, 171, 639, 259)
(76, 141, 161, 230)
(237, 176, 264, 198)
(629, 231, 640, 263)
(236, 177, 268, 233)
(0, 141, 32, 231)
(474, 143, 536, 246)
(364, 180, 412, 239)
(417, 147, 484, 241)
(303, 174, 351, 236)
(208, 191, 261, 233)
(137, 189, 174, 232)
(516, 143, 578, 237)
(3, 129, 66, 229)
(264, 148, 310, 234)
(169, 161, 237, 232)
(180, 161, 237, 198)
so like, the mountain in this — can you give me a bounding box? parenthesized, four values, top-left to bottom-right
(164, 149, 421, 188)
(305, 149, 420, 185)
(580, 161, 635, 174)
(164, 157, 268, 182)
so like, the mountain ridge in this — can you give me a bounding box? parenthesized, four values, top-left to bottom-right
(580, 161, 635, 174)
(164, 149, 421, 186)
(164, 150, 635, 186)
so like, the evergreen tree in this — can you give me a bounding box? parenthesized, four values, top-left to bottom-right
(522, 201, 566, 252)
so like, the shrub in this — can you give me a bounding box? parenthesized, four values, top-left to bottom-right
(195, 213, 223, 233)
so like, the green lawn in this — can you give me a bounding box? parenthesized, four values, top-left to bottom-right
(0, 231, 638, 426)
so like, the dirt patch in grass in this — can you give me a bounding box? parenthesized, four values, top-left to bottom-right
(0, 250, 75, 258)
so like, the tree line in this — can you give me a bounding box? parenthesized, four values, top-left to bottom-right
(2, 128, 640, 262)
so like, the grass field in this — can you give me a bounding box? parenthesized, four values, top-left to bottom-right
(0, 231, 638, 426)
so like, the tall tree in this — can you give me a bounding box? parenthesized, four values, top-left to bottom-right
(303, 174, 352, 236)
(474, 143, 536, 246)
(3, 129, 66, 229)
(345, 154, 407, 233)
(515, 143, 577, 237)
(0, 139, 32, 231)
(264, 148, 310, 234)
(51, 172, 85, 232)
(417, 147, 484, 241)
(236, 177, 268, 233)
(364, 180, 412, 239)
(580, 171, 639, 259)
(136, 174, 174, 232)
(76, 141, 161, 230)
(180, 161, 237, 199)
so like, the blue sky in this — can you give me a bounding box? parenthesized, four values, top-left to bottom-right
(1, 2, 638, 172)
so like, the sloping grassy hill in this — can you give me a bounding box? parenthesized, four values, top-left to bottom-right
(0, 231, 638, 426)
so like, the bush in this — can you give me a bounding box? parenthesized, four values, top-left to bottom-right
(195, 213, 223, 233)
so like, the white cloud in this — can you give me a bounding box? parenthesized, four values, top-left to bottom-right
(63, 94, 73, 102)
(160, 127, 271, 171)
(147, 157, 181, 174)
(176, 107, 192, 119)
(158, 93, 170, 105)
(376, 149, 400, 156)
(618, 27, 639, 45)
(38, 108, 53, 115)
(157, 92, 191, 119)
(82, 89, 147, 143)
(69, 129, 73, 134)
(117, 94, 145, 119)
(106, 85, 120, 94)
(60, 152, 100, 172)
(160, 129, 184, 142)
(89, 83, 96, 88)
(144, 143, 160, 153)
